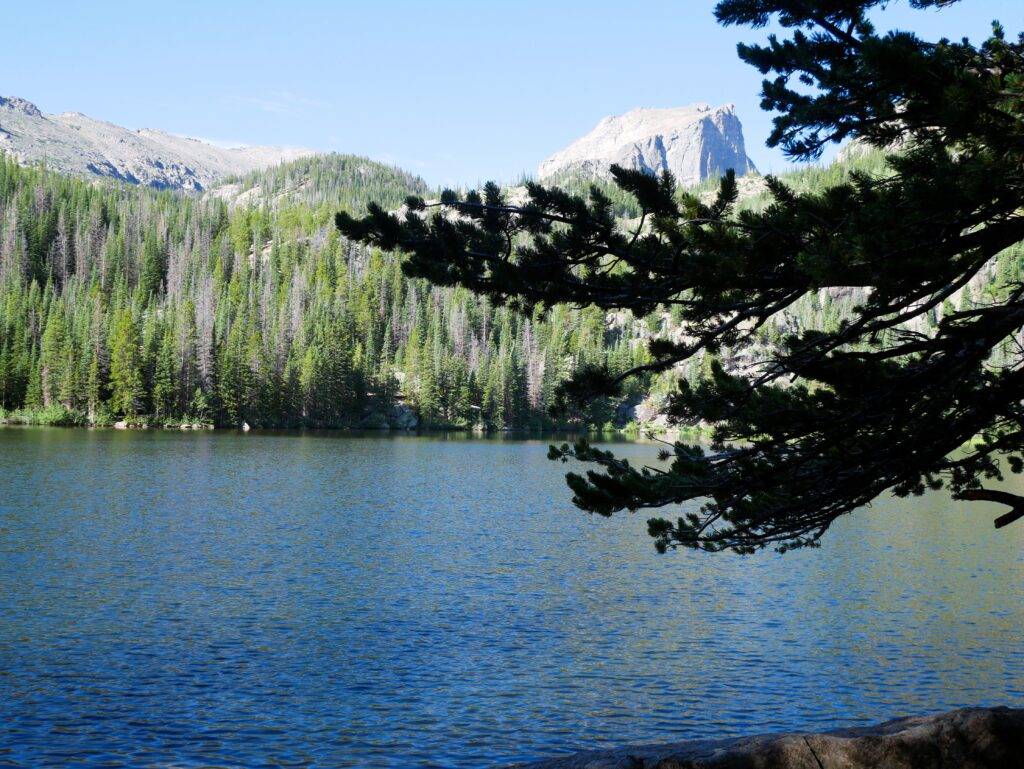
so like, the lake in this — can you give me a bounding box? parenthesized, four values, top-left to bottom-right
(1, 427, 1023, 768)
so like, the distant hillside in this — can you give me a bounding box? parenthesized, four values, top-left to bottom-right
(0, 95, 309, 192)
(206, 153, 433, 211)
(0, 151, 643, 432)
(539, 103, 756, 186)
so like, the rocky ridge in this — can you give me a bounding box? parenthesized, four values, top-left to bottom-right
(539, 103, 757, 186)
(0, 95, 310, 191)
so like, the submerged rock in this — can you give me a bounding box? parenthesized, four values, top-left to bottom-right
(507, 707, 1024, 768)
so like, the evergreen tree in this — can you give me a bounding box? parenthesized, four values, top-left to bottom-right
(338, 0, 1024, 552)
(152, 324, 177, 421)
(108, 309, 144, 418)
(139, 228, 166, 298)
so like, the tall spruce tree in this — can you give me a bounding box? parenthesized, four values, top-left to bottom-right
(337, 0, 1024, 553)
(108, 308, 144, 418)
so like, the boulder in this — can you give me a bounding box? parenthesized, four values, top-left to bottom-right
(635, 394, 671, 430)
(358, 411, 391, 430)
(506, 707, 1024, 769)
(389, 403, 419, 430)
(613, 395, 642, 427)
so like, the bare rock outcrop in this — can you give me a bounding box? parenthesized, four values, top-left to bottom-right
(508, 707, 1024, 769)
(539, 104, 756, 187)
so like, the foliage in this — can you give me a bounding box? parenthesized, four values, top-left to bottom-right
(0, 153, 647, 431)
(338, 1, 1024, 552)
(0, 404, 88, 426)
(217, 152, 432, 212)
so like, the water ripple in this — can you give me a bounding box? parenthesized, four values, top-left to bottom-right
(1, 428, 1023, 767)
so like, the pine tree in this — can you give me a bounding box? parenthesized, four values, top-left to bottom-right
(338, 1, 1024, 553)
(139, 228, 166, 299)
(108, 308, 144, 418)
(152, 325, 177, 421)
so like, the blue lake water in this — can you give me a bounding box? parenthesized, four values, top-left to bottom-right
(1, 427, 1023, 767)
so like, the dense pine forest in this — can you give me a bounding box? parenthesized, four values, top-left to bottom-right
(1, 148, 1021, 431)
(0, 153, 650, 429)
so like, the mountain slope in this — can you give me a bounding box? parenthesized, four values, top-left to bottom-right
(206, 153, 432, 211)
(538, 103, 756, 186)
(0, 95, 309, 192)
(0, 151, 643, 431)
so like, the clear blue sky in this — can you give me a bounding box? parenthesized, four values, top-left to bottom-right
(3, 1, 1017, 187)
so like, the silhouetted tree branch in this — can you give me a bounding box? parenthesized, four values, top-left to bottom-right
(339, 0, 1024, 553)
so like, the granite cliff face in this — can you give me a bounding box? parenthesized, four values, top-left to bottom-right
(0, 95, 309, 191)
(538, 103, 756, 186)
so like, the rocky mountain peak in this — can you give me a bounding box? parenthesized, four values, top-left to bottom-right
(0, 94, 311, 192)
(0, 96, 43, 117)
(538, 102, 756, 187)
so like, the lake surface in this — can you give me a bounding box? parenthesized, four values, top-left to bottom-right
(1, 428, 1023, 768)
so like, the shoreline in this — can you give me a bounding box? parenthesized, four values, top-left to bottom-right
(0, 407, 707, 440)
(0, 420, 699, 443)
(505, 707, 1024, 768)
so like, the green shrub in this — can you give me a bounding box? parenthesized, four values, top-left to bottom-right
(2, 405, 88, 426)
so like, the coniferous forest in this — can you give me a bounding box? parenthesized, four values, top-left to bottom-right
(0, 153, 651, 430)
(2, 147, 1021, 432)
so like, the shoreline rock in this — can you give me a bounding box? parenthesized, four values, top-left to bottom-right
(507, 707, 1024, 768)
(1, 93, 310, 192)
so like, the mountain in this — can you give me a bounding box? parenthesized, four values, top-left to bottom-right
(0, 95, 309, 192)
(207, 153, 432, 210)
(538, 103, 757, 186)
(1, 120, 1019, 433)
